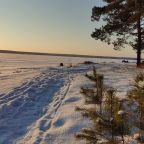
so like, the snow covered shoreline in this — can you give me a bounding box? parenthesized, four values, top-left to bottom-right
(0, 53, 143, 144)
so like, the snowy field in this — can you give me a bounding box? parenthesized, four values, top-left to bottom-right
(0, 53, 143, 144)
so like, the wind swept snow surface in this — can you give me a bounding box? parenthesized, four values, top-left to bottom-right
(0, 66, 89, 144)
(0, 53, 143, 144)
(15, 67, 90, 144)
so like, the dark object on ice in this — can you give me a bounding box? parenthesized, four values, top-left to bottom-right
(60, 63, 64, 67)
(68, 63, 72, 68)
(122, 60, 129, 63)
(84, 61, 95, 65)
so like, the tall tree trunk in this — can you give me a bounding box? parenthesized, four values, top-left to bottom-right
(137, 17, 142, 67)
(110, 93, 114, 140)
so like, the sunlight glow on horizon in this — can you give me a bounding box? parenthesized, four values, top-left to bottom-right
(0, 0, 137, 57)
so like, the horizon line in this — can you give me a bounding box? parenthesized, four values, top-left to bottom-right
(0, 49, 137, 60)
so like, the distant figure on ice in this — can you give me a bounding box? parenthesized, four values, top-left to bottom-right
(60, 63, 64, 67)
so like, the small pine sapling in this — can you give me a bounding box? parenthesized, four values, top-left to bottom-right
(76, 67, 129, 143)
(84, 67, 104, 114)
(127, 73, 144, 142)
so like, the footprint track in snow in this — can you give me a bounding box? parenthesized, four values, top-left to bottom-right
(0, 68, 69, 143)
(0, 66, 89, 144)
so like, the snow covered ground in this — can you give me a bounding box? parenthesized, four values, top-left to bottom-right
(0, 53, 143, 144)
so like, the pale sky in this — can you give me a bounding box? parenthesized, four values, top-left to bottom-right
(0, 0, 136, 57)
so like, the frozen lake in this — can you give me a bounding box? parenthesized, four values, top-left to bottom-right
(0, 53, 140, 144)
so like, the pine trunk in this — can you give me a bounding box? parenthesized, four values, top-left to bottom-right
(137, 18, 142, 67)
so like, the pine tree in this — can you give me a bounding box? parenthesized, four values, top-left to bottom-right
(91, 0, 144, 66)
(128, 73, 144, 141)
(84, 67, 104, 114)
(76, 67, 129, 143)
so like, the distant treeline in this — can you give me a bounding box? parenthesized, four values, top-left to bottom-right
(0, 50, 137, 60)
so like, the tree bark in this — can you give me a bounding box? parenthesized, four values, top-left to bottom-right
(137, 18, 142, 67)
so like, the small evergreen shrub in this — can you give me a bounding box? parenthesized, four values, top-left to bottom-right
(76, 67, 130, 144)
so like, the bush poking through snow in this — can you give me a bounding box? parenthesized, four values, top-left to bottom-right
(128, 73, 144, 130)
(76, 67, 130, 144)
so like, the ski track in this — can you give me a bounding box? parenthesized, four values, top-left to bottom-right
(0, 66, 89, 144)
